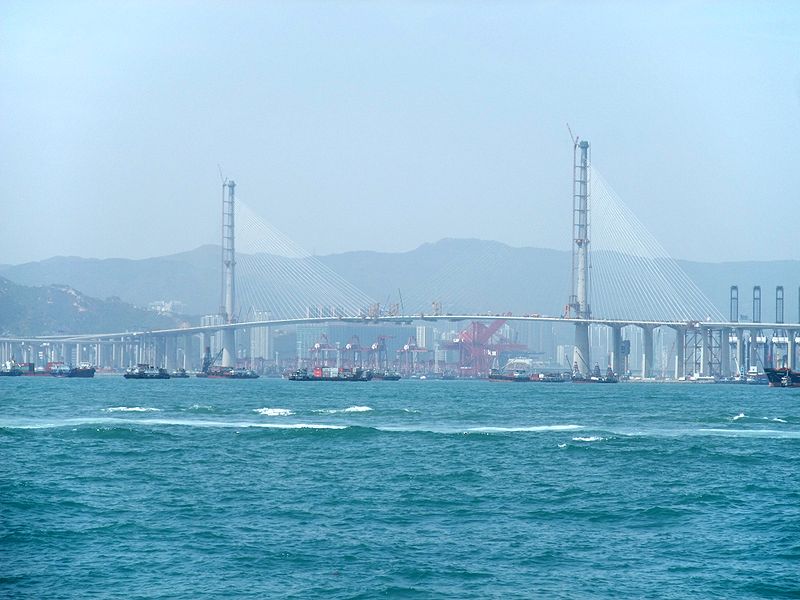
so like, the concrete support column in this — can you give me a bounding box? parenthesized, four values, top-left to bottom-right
(165, 337, 177, 370)
(749, 329, 760, 372)
(719, 328, 730, 377)
(701, 328, 712, 376)
(182, 335, 192, 370)
(573, 322, 590, 376)
(672, 327, 686, 379)
(610, 325, 623, 375)
(221, 329, 236, 368)
(735, 328, 745, 375)
(789, 332, 797, 370)
(154, 337, 164, 368)
(641, 325, 654, 378)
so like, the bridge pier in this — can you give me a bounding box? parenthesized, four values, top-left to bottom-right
(610, 325, 623, 375)
(183, 335, 193, 370)
(701, 328, 712, 376)
(672, 327, 686, 379)
(641, 325, 654, 378)
(719, 328, 731, 377)
(789, 332, 797, 370)
(573, 322, 590, 376)
(165, 336, 177, 371)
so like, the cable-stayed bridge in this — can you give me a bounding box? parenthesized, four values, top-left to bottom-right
(3, 141, 798, 378)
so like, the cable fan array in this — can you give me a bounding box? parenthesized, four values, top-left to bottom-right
(589, 167, 724, 322)
(234, 200, 376, 321)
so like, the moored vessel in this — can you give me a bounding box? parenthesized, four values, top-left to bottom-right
(572, 363, 619, 384)
(372, 370, 401, 381)
(287, 367, 372, 381)
(124, 364, 170, 379)
(0, 361, 24, 376)
(67, 363, 96, 378)
(488, 368, 532, 382)
(196, 367, 259, 379)
(764, 367, 800, 388)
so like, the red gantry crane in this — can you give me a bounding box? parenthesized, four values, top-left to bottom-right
(443, 319, 527, 378)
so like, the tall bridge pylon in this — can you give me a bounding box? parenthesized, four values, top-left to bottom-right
(570, 138, 591, 375)
(220, 179, 237, 368)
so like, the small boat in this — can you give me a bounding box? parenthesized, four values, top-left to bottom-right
(764, 367, 800, 388)
(124, 364, 170, 379)
(170, 368, 191, 378)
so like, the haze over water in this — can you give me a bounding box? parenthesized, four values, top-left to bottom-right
(2, 378, 798, 598)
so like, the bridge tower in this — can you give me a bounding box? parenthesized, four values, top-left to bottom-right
(570, 139, 591, 375)
(220, 180, 237, 368)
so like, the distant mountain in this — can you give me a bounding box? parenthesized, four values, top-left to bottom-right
(0, 277, 183, 336)
(0, 245, 221, 315)
(1, 240, 798, 323)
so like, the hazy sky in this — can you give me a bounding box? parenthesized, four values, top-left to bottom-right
(2, 1, 799, 265)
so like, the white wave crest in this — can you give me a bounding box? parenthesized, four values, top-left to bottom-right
(772, 417, 787, 423)
(732, 412, 746, 421)
(572, 436, 604, 442)
(0, 417, 345, 430)
(315, 405, 373, 414)
(103, 407, 161, 413)
(698, 428, 800, 438)
(254, 408, 294, 417)
(468, 424, 583, 433)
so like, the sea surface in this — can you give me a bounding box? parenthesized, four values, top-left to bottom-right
(1, 377, 799, 599)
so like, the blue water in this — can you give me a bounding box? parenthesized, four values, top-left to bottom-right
(2, 378, 799, 598)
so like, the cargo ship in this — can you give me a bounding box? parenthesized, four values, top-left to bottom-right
(764, 367, 800, 387)
(288, 367, 373, 381)
(13, 361, 95, 377)
(124, 364, 170, 379)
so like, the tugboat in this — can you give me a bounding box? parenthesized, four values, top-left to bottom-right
(0, 361, 23, 376)
(67, 363, 96, 378)
(372, 370, 402, 381)
(124, 364, 171, 379)
(572, 363, 619, 384)
(488, 368, 531, 382)
(764, 367, 800, 387)
(287, 368, 311, 381)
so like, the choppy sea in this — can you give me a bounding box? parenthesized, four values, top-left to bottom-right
(2, 377, 799, 599)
